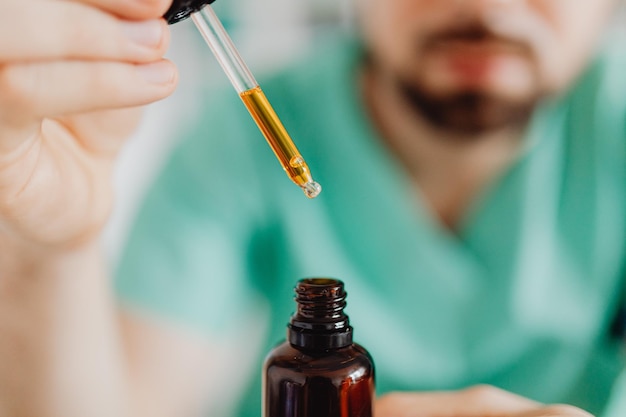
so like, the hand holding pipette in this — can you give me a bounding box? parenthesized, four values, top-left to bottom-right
(165, 0, 322, 198)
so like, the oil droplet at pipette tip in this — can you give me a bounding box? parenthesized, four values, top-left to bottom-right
(302, 181, 322, 199)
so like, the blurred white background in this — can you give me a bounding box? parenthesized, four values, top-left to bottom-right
(104, 0, 351, 264)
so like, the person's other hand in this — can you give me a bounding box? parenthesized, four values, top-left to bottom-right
(376, 385, 593, 417)
(0, 0, 177, 250)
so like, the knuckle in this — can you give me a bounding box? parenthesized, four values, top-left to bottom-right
(87, 65, 121, 101)
(56, 4, 124, 60)
(463, 384, 504, 401)
(103, 0, 170, 21)
(87, 63, 134, 105)
(135, 0, 171, 18)
(69, 13, 119, 58)
(0, 65, 36, 111)
(375, 392, 408, 417)
(65, 22, 97, 52)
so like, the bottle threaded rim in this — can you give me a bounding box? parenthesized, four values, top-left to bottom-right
(288, 278, 353, 349)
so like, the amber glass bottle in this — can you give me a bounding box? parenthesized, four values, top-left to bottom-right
(263, 278, 375, 417)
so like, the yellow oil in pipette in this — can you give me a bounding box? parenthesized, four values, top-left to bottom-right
(186, 5, 321, 199)
(239, 87, 321, 198)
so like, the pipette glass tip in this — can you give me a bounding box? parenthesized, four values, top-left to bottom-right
(302, 181, 322, 199)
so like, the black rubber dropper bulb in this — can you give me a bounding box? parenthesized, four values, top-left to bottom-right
(263, 278, 375, 417)
(164, 0, 216, 24)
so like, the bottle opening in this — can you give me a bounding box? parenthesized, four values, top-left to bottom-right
(289, 278, 353, 350)
(299, 278, 340, 286)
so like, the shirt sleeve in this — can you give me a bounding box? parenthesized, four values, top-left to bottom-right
(114, 90, 274, 336)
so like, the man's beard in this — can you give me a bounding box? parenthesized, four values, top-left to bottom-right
(396, 80, 536, 135)
(383, 19, 543, 136)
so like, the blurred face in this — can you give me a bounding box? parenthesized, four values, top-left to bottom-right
(357, 0, 616, 133)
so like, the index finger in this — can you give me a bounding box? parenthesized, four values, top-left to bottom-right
(63, 0, 173, 20)
(0, 1, 169, 63)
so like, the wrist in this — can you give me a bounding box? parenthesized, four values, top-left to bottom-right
(0, 232, 103, 282)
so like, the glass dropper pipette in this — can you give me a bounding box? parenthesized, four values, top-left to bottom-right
(167, 3, 322, 199)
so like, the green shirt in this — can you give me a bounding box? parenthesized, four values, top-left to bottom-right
(117, 38, 626, 417)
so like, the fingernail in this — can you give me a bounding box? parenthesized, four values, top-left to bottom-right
(136, 62, 176, 84)
(122, 20, 164, 48)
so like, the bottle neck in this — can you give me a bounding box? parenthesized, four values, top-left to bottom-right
(288, 279, 353, 350)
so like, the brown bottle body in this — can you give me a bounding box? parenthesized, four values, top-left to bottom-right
(262, 278, 375, 417)
(263, 342, 374, 417)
